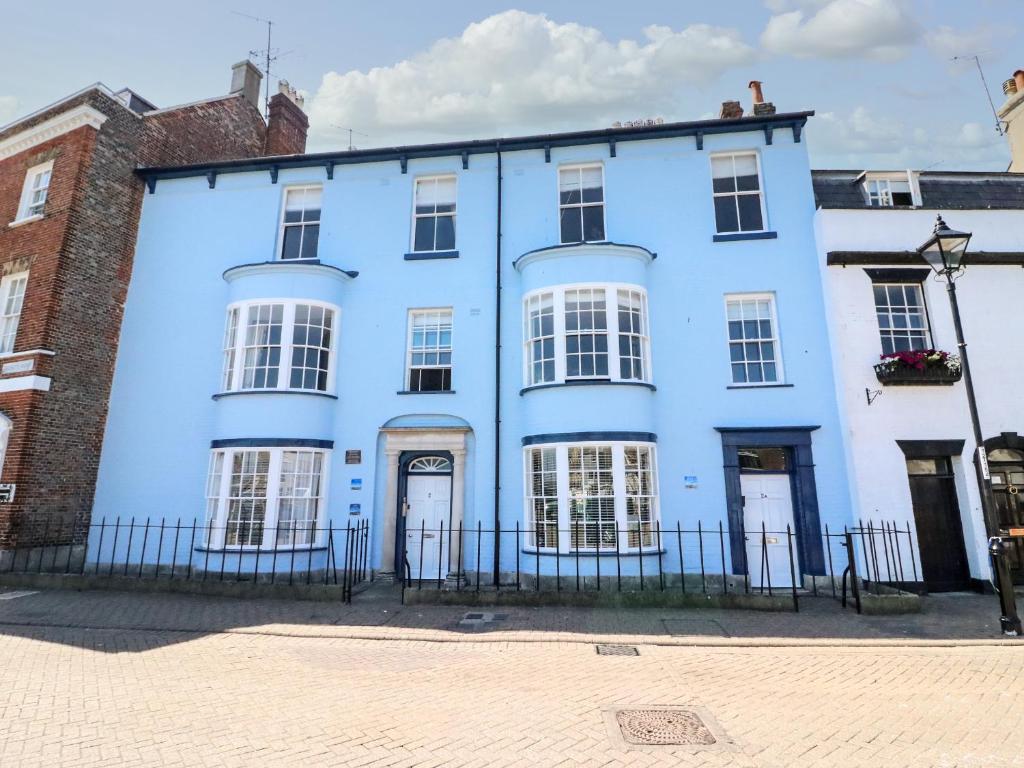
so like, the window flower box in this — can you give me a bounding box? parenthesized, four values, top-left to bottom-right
(874, 350, 962, 386)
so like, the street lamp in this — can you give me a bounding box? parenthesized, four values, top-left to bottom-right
(918, 214, 1021, 635)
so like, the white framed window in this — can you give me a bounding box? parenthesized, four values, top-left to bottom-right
(0, 273, 28, 354)
(524, 293, 555, 386)
(522, 284, 651, 388)
(874, 283, 930, 354)
(0, 414, 11, 477)
(711, 152, 766, 234)
(863, 175, 914, 207)
(412, 175, 457, 252)
(205, 447, 328, 549)
(522, 441, 660, 553)
(220, 300, 338, 394)
(558, 164, 605, 243)
(725, 293, 782, 385)
(15, 161, 53, 222)
(406, 308, 453, 392)
(279, 185, 322, 260)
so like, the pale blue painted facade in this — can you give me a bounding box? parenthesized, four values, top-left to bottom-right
(89, 112, 853, 584)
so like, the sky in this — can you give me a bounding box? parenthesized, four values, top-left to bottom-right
(1, 1, 1020, 170)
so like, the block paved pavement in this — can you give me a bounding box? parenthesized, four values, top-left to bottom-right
(1, 587, 1023, 767)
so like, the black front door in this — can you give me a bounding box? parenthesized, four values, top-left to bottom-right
(906, 457, 971, 592)
(988, 448, 1024, 584)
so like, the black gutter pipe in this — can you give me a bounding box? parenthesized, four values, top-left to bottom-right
(493, 144, 503, 586)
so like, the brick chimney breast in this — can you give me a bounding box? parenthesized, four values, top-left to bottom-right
(230, 60, 263, 110)
(265, 88, 309, 156)
(719, 100, 743, 120)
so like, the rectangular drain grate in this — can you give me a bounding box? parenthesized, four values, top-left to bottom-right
(595, 644, 639, 656)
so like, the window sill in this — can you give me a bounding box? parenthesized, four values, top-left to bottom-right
(726, 383, 793, 390)
(403, 250, 459, 261)
(8, 214, 43, 229)
(520, 380, 656, 395)
(212, 390, 338, 400)
(713, 231, 778, 243)
(396, 389, 456, 395)
(194, 545, 329, 555)
(521, 548, 667, 557)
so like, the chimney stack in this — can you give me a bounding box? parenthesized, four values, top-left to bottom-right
(230, 60, 263, 110)
(748, 80, 776, 117)
(719, 100, 743, 120)
(265, 80, 309, 156)
(997, 69, 1024, 172)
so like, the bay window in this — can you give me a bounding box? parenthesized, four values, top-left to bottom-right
(205, 447, 328, 549)
(523, 441, 660, 552)
(523, 284, 651, 387)
(220, 300, 337, 394)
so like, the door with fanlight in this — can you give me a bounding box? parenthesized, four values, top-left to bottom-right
(402, 456, 452, 580)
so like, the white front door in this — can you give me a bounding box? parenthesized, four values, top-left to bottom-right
(741, 474, 800, 588)
(404, 474, 451, 580)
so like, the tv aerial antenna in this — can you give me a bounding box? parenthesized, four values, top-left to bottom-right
(232, 11, 294, 120)
(333, 126, 369, 151)
(952, 54, 1004, 136)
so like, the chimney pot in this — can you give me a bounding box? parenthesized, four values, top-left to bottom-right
(1005, 78, 1019, 96)
(230, 60, 263, 110)
(1015, 70, 1024, 94)
(748, 80, 765, 105)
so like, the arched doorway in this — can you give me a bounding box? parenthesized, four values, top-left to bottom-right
(987, 443, 1024, 583)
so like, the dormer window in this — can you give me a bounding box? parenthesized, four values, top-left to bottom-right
(863, 174, 916, 207)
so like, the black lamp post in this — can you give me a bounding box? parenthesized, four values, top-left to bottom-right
(918, 214, 1021, 635)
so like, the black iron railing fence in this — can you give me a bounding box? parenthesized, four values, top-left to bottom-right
(3, 517, 371, 602)
(2, 514, 919, 611)
(400, 518, 920, 612)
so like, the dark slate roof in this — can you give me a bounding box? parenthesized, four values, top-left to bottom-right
(812, 170, 1024, 210)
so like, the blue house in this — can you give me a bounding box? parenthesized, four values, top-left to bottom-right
(88, 105, 853, 591)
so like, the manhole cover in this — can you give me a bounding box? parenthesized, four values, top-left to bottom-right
(596, 644, 639, 656)
(615, 709, 715, 746)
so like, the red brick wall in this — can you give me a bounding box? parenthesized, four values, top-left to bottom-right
(0, 87, 275, 554)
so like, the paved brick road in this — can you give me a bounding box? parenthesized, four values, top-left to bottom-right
(1, 588, 1023, 767)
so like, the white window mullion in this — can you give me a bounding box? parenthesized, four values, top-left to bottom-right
(279, 304, 294, 392)
(556, 445, 570, 553)
(215, 450, 233, 549)
(606, 288, 622, 383)
(264, 450, 283, 549)
(553, 292, 567, 383)
(611, 445, 627, 552)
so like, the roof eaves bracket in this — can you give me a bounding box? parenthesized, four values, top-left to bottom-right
(695, 131, 704, 151)
(399, 155, 408, 174)
(763, 125, 773, 146)
(325, 160, 335, 180)
(608, 138, 616, 158)
(544, 145, 551, 163)
(145, 176, 157, 195)
(792, 122, 803, 143)
(269, 165, 279, 184)
(461, 151, 469, 170)
(206, 171, 217, 189)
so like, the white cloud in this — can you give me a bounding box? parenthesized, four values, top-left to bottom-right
(925, 24, 1011, 60)
(761, 0, 919, 60)
(307, 10, 755, 149)
(0, 96, 18, 127)
(809, 106, 1008, 168)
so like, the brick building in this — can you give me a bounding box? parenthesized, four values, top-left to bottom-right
(0, 62, 308, 567)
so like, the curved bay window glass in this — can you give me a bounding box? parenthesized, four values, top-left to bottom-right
(522, 442, 660, 553)
(205, 447, 328, 549)
(221, 300, 337, 395)
(523, 284, 651, 388)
